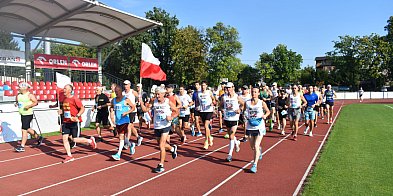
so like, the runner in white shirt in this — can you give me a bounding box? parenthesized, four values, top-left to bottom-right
(197, 81, 216, 150)
(178, 85, 193, 143)
(287, 84, 307, 141)
(239, 85, 251, 143)
(220, 82, 245, 162)
(244, 85, 270, 173)
(122, 80, 143, 148)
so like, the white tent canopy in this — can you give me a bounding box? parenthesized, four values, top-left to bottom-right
(0, 0, 162, 81)
(0, 0, 161, 47)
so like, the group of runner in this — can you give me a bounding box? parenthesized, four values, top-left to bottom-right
(13, 80, 337, 174)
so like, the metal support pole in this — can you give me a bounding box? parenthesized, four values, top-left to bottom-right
(97, 48, 103, 85)
(24, 37, 32, 81)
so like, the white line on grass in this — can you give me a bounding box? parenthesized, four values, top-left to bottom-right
(292, 102, 344, 196)
(384, 105, 393, 110)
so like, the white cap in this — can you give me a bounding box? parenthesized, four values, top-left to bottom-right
(123, 80, 131, 85)
(18, 82, 30, 89)
(226, 82, 234, 88)
(155, 87, 166, 93)
(136, 83, 142, 87)
(272, 82, 277, 86)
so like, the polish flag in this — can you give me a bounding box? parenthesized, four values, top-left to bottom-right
(140, 43, 166, 81)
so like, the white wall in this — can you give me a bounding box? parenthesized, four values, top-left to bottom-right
(336, 91, 393, 99)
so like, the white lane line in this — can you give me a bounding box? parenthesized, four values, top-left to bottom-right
(292, 103, 344, 196)
(384, 105, 393, 110)
(112, 145, 229, 196)
(17, 135, 211, 195)
(203, 123, 305, 196)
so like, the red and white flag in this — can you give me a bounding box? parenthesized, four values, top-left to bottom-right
(140, 43, 166, 81)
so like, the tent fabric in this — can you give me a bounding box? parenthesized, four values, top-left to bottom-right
(0, 0, 162, 47)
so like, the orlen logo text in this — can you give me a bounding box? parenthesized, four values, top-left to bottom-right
(36, 56, 67, 65)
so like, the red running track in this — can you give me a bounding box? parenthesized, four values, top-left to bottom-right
(0, 99, 391, 195)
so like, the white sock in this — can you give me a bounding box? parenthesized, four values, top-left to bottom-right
(117, 140, 124, 155)
(228, 140, 235, 156)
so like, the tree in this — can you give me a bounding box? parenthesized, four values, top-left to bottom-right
(0, 31, 19, 50)
(256, 44, 303, 86)
(299, 66, 315, 85)
(206, 22, 243, 86)
(236, 65, 261, 86)
(171, 25, 208, 86)
(145, 7, 179, 83)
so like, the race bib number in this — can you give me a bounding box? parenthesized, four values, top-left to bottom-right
(64, 111, 71, 118)
(306, 106, 313, 112)
(18, 102, 23, 108)
(158, 114, 166, 121)
(225, 111, 236, 117)
(115, 104, 121, 111)
(281, 110, 288, 116)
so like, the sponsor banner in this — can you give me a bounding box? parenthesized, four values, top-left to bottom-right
(34, 54, 68, 69)
(69, 57, 98, 71)
(0, 49, 25, 67)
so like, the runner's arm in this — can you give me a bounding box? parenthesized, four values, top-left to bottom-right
(262, 101, 270, 119)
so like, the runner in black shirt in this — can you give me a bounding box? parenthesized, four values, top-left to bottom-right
(92, 87, 111, 142)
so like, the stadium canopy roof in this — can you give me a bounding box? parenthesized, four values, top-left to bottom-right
(0, 0, 162, 48)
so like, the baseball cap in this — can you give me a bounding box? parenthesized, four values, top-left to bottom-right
(220, 81, 227, 85)
(123, 80, 131, 85)
(19, 82, 31, 89)
(242, 85, 248, 90)
(226, 82, 234, 88)
(136, 83, 142, 87)
(166, 84, 174, 89)
(272, 82, 277, 86)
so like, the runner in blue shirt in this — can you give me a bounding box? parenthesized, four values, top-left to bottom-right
(323, 84, 337, 124)
(303, 85, 319, 137)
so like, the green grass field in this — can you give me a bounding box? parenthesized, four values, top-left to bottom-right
(303, 104, 393, 195)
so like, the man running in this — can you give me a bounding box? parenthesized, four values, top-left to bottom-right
(303, 85, 319, 137)
(313, 86, 323, 128)
(244, 86, 270, 173)
(178, 85, 193, 143)
(218, 82, 227, 133)
(287, 84, 307, 141)
(140, 87, 178, 173)
(14, 82, 43, 152)
(239, 85, 251, 142)
(197, 81, 216, 150)
(192, 82, 203, 137)
(60, 84, 97, 163)
(165, 84, 181, 143)
(92, 86, 111, 142)
(136, 83, 150, 133)
(324, 84, 337, 124)
(220, 82, 244, 161)
(110, 85, 136, 160)
(270, 82, 279, 130)
(277, 89, 288, 135)
(123, 80, 143, 147)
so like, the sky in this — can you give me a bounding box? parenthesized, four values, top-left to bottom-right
(98, 0, 393, 68)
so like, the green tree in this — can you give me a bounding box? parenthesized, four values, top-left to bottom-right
(256, 44, 303, 86)
(206, 22, 243, 86)
(171, 26, 208, 86)
(50, 43, 96, 58)
(236, 65, 261, 86)
(0, 31, 19, 50)
(299, 66, 315, 85)
(145, 7, 179, 83)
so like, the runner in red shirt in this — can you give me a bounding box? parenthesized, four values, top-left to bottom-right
(60, 84, 97, 163)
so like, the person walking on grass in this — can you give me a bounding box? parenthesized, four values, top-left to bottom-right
(303, 85, 319, 137)
(60, 84, 97, 163)
(140, 87, 178, 173)
(244, 86, 270, 173)
(287, 84, 307, 141)
(92, 86, 111, 142)
(110, 85, 136, 161)
(14, 82, 43, 152)
(220, 82, 244, 162)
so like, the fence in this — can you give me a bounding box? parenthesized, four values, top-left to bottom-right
(336, 91, 393, 99)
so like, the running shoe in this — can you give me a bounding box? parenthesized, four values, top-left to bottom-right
(191, 125, 195, 136)
(235, 140, 240, 153)
(240, 137, 248, 143)
(281, 130, 285, 135)
(14, 146, 25, 152)
(209, 136, 214, 146)
(154, 164, 165, 173)
(259, 147, 263, 160)
(309, 131, 313, 137)
(90, 136, 97, 149)
(203, 140, 209, 150)
(218, 128, 225, 133)
(130, 142, 136, 155)
(226, 155, 232, 162)
(171, 145, 178, 159)
(224, 133, 229, 139)
(111, 153, 120, 161)
(293, 135, 297, 141)
(269, 125, 273, 132)
(196, 132, 202, 137)
(304, 127, 309, 135)
(314, 123, 318, 128)
(250, 163, 257, 173)
(137, 136, 143, 146)
(277, 125, 281, 130)
(36, 136, 44, 146)
(123, 143, 129, 150)
(62, 156, 74, 163)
